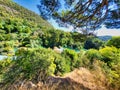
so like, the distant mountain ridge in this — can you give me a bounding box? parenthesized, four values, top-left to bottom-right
(97, 35, 112, 41)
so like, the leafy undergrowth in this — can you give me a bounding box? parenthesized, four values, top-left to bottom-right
(0, 46, 120, 90)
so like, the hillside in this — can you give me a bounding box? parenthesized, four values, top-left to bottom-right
(0, 0, 54, 56)
(0, 0, 53, 29)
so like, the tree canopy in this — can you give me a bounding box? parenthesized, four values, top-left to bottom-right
(38, 0, 120, 31)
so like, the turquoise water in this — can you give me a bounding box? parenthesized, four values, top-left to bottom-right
(0, 55, 7, 60)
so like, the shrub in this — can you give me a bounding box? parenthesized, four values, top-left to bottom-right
(62, 49, 81, 70)
(0, 58, 12, 74)
(99, 47, 120, 89)
(106, 36, 120, 48)
(3, 48, 57, 86)
(54, 55, 70, 75)
(85, 49, 102, 64)
(99, 46, 118, 64)
(2, 47, 73, 87)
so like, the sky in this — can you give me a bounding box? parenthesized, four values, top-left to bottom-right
(13, 0, 40, 14)
(13, 0, 120, 36)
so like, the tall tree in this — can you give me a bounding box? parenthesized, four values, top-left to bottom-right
(38, 0, 120, 32)
(104, 0, 120, 29)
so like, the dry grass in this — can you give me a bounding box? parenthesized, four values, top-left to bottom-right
(1, 66, 111, 90)
(64, 67, 108, 90)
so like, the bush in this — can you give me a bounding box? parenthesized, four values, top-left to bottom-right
(2, 47, 73, 87)
(0, 58, 12, 74)
(85, 49, 102, 64)
(99, 46, 120, 89)
(54, 55, 70, 75)
(99, 46, 118, 64)
(62, 49, 81, 70)
(3, 48, 57, 86)
(106, 36, 120, 48)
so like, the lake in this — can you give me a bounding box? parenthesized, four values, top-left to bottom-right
(0, 55, 7, 60)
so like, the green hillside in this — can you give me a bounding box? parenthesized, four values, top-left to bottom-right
(0, 0, 53, 56)
(0, 0, 87, 56)
(0, 0, 53, 29)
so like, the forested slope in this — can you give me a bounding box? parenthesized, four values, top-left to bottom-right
(0, 0, 87, 56)
(0, 0, 53, 29)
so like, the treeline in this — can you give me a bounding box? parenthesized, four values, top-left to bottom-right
(0, 17, 88, 56)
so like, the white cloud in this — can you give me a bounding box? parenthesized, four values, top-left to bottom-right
(96, 27, 120, 36)
(50, 19, 120, 36)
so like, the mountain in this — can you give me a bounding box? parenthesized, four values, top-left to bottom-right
(0, 0, 53, 29)
(0, 0, 87, 56)
(98, 35, 112, 41)
(0, 0, 54, 55)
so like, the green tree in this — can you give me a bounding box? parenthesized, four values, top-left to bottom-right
(38, 0, 120, 31)
(106, 36, 120, 48)
(84, 37, 104, 49)
(62, 49, 81, 70)
(99, 46, 118, 64)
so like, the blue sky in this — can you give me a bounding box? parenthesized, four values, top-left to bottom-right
(13, 0, 120, 36)
(13, 0, 40, 14)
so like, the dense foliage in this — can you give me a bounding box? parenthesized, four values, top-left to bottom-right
(106, 36, 120, 48)
(0, 17, 87, 56)
(0, 0, 120, 90)
(0, 0, 53, 29)
(1, 46, 120, 89)
(40, 29, 86, 49)
(0, 48, 81, 88)
(84, 37, 104, 49)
